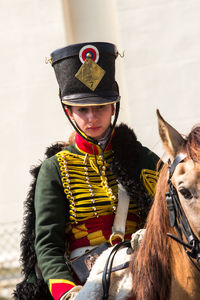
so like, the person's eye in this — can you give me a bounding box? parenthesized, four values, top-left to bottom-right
(96, 106, 105, 111)
(78, 107, 88, 113)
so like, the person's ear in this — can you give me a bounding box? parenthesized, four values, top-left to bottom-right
(111, 104, 115, 115)
(65, 106, 74, 120)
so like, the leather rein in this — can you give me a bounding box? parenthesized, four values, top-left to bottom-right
(102, 240, 131, 300)
(166, 153, 200, 272)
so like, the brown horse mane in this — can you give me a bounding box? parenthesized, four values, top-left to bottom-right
(130, 125, 200, 300)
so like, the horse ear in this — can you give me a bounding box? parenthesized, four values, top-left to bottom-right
(156, 109, 184, 159)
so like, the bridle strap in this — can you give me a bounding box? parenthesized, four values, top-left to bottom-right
(166, 153, 187, 228)
(168, 153, 187, 178)
(167, 153, 200, 272)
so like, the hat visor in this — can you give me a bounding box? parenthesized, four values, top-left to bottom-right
(61, 93, 120, 106)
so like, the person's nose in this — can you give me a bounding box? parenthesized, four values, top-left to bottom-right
(88, 108, 97, 122)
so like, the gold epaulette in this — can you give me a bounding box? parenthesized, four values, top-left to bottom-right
(140, 169, 159, 196)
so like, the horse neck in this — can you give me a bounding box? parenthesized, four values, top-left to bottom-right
(170, 238, 200, 300)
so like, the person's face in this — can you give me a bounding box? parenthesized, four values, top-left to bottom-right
(67, 104, 115, 140)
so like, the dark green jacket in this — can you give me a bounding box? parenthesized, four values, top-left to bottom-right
(14, 123, 160, 300)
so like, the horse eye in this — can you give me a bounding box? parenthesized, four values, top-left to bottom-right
(179, 188, 193, 200)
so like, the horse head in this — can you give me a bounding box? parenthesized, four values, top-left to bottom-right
(157, 109, 200, 241)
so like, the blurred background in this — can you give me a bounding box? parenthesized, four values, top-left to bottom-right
(1, 0, 200, 298)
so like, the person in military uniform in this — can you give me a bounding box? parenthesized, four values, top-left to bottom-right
(14, 42, 160, 300)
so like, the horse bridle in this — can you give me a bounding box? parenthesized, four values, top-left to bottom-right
(166, 153, 200, 272)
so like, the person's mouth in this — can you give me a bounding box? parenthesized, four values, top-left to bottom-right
(87, 126, 101, 131)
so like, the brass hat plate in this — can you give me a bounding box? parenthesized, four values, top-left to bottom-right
(75, 58, 105, 91)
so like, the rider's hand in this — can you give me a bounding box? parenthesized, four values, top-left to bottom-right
(60, 286, 82, 300)
(131, 228, 145, 250)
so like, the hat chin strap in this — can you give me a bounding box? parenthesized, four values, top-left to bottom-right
(61, 97, 120, 150)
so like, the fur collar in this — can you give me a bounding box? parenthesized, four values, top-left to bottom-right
(111, 123, 153, 222)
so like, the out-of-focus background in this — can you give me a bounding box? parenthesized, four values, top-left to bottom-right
(1, 0, 200, 298)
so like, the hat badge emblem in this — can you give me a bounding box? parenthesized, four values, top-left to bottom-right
(75, 45, 105, 91)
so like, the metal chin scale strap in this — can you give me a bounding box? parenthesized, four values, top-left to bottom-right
(166, 153, 200, 272)
(61, 99, 120, 150)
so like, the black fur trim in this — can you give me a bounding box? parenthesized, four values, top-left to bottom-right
(14, 279, 53, 300)
(111, 123, 153, 222)
(14, 143, 65, 300)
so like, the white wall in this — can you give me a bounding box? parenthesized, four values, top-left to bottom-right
(116, 0, 200, 156)
(0, 0, 69, 223)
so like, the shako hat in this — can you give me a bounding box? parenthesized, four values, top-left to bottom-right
(50, 42, 120, 106)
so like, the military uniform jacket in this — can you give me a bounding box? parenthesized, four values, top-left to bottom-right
(14, 123, 160, 300)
